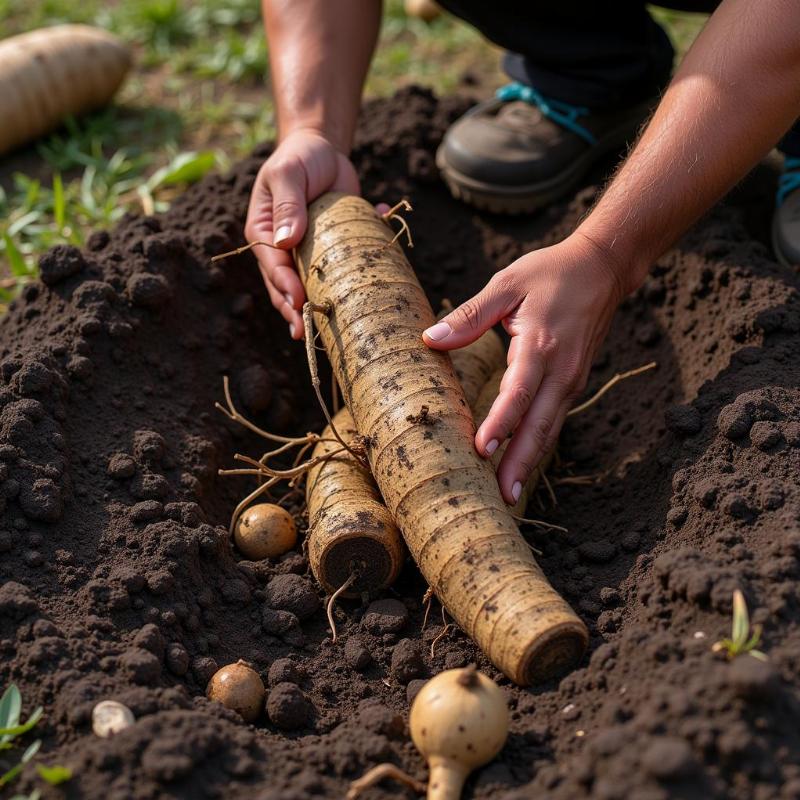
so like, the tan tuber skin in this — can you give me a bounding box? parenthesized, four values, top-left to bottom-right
(234, 503, 297, 560)
(410, 666, 509, 800)
(92, 700, 135, 738)
(296, 193, 587, 685)
(206, 661, 265, 723)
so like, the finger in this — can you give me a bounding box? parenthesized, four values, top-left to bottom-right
(267, 157, 309, 248)
(475, 337, 545, 457)
(264, 277, 304, 339)
(496, 379, 569, 505)
(375, 202, 391, 215)
(422, 276, 516, 351)
(265, 247, 306, 312)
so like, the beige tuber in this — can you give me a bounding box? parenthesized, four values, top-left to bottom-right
(234, 503, 297, 560)
(206, 661, 265, 722)
(92, 700, 135, 738)
(409, 666, 509, 799)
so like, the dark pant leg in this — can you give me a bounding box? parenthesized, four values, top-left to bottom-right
(435, 0, 675, 109)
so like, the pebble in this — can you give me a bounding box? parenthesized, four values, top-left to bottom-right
(266, 682, 312, 730)
(92, 700, 135, 737)
(361, 598, 409, 635)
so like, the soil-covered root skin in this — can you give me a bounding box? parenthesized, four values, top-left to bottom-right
(296, 192, 588, 684)
(306, 407, 405, 596)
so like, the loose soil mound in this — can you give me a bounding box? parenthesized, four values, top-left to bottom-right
(1, 88, 798, 800)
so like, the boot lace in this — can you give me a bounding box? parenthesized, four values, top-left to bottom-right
(777, 156, 800, 207)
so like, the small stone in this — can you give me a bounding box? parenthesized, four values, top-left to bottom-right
(749, 421, 783, 451)
(362, 599, 409, 635)
(268, 658, 301, 687)
(166, 643, 190, 676)
(390, 638, 425, 684)
(717, 403, 753, 440)
(266, 682, 312, 730)
(127, 273, 171, 308)
(344, 637, 372, 671)
(92, 700, 135, 737)
(108, 453, 136, 479)
(665, 405, 702, 436)
(264, 574, 319, 620)
(641, 737, 695, 780)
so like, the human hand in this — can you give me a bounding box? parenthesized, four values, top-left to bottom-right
(422, 233, 625, 505)
(245, 129, 360, 339)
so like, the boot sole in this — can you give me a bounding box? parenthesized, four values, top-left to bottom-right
(436, 119, 645, 215)
(770, 212, 799, 268)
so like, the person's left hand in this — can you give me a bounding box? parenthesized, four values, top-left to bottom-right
(422, 232, 625, 505)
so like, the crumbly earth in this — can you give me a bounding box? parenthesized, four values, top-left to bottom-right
(0, 87, 798, 800)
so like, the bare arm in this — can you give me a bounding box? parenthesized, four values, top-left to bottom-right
(264, 0, 381, 152)
(427, 0, 800, 504)
(246, 1, 381, 337)
(578, 0, 800, 291)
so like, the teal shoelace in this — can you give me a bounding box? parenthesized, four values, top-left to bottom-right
(495, 82, 597, 145)
(777, 156, 800, 206)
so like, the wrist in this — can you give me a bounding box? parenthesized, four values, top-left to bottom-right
(279, 117, 351, 156)
(572, 222, 650, 298)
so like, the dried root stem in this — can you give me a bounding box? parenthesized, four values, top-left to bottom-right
(210, 240, 280, 263)
(568, 361, 657, 417)
(511, 514, 568, 533)
(381, 199, 414, 249)
(421, 587, 434, 631)
(430, 606, 454, 658)
(346, 763, 425, 800)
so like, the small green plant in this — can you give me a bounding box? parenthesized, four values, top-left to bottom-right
(0, 684, 72, 794)
(712, 589, 767, 661)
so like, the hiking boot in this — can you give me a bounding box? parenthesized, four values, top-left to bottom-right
(772, 156, 800, 267)
(436, 82, 656, 214)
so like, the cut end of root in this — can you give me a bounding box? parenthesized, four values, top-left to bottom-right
(517, 619, 589, 686)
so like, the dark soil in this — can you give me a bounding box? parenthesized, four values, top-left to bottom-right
(1, 87, 799, 800)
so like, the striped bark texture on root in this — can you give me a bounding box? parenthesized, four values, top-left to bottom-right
(296, 192, 587, 684)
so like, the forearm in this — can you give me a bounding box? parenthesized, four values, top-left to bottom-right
(578, 0, 800, 293)
(263, 0, 381, 153)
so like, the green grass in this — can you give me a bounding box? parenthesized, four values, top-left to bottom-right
(0, 0, 708, 289)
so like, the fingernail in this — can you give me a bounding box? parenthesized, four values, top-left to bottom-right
(289, 323, 295, 338)
(284, 292, 293, 307)
(512, 481, 522, 503)
(423, 322, 452, 341)
(274, 225, 292, 245)
(485, 439, 499, 455)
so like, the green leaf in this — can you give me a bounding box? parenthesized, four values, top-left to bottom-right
(21, 739, 41, 764)
(146, 150, 216, 191)
(731, 589, 748, 647)
(0, 685, 21, 729)
(35, 764, 72, 785)
(53, 174, 65, 231)
(0, 706, 43, 737)
(2, 234, 29, 279)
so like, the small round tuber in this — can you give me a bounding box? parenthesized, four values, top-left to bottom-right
(409, 666, 508, 800)
(92, 700, 135, 738)
(234, 503, 296, 560)
(206, 661, 265, 722)
(404, 0, 442, 22)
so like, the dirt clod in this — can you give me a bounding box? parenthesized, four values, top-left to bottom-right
(266, 682, 312, 730)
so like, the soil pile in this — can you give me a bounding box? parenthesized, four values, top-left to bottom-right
(0, 87, 798, 800)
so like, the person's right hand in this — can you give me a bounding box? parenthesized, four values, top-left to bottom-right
(245, 129, 360, 339)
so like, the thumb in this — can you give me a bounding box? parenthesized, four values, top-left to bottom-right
(423, 277, 515, 350)
(269, 159, 309, 249)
